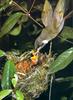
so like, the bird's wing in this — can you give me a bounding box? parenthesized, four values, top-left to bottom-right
(53, 0, 66, 33)
(41, 0, 53, 27)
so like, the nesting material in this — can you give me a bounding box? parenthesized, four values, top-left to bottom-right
(15, 51, 54, 100)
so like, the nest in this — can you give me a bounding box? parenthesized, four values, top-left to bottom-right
(14, 51, 54, 100)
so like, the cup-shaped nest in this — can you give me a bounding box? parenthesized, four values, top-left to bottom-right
(15, 51, 54, 100)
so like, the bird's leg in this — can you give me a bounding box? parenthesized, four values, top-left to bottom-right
(48, 41, 52, 56)
(36, 41, 52, 55)
(49, 41, 52, 53)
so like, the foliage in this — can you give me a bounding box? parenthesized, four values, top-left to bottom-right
(0, 12, 23, 38)
(0, 0, 73, 100)
(1, 60, 16, 89)
(0, 89, 12, 100)
(15, 90, 24, 100)
(48, 47, 73, 74)
(60, 26, 73, 41)
(0, 50, 6, 57)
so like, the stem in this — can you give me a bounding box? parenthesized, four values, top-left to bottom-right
(13, 1, 28, 13)
(28, 15, 43, 28)
(28, 0, 36, 13)
(49, 41, 52, 54)
(49, 75, 53, 100)
(12, 1, 43, 28)
(64, 10, 73, 20)
(58, 36, 73, 45)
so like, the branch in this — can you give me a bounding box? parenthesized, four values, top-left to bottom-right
(12, 1, 43, 28)
(28, 0, 36, 13)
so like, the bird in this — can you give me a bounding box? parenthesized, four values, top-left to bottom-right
(34, 0, 66, 51)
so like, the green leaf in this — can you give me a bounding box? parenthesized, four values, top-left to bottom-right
(56, 77, 73, 89)
(28, 24, 38, 35)
(0, 89, 12, 100)
(16, 90, 24, 100)
(61, 97, 68, 100)
(0, 12, 23, 38)
(34, 4, 43, 11)
(55, 77, 73, 83)
(1, 60, 16, 89)
(0, 50, 6, 57)
(0, 0, 12, 12)
(60, 26, 73, 42)
(20, 15, 28, 23)
(12, 74, 18, 87)
(61, 97, 67, 100)
(9, 25, 21, 36)
(48, 47, 73, 74)
(20, 1, 27, 12)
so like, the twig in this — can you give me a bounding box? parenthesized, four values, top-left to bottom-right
(58, 36, 73, 45)
(12, 1, 28, 13)
(49, 75, 53, 100)
(12, 1, 43, 28)
(28, 0, 36, 13)
(49, 41, 52, 55)
(64, 10, 73, 20)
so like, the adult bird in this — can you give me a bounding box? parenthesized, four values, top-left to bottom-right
(34, 0, 66, 51)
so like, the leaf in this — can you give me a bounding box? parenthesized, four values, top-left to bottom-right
(28, 24, 38, 35)
(34, 4, 43, 11)
(12, 74, 18, 87)
(41, 0, 53, 27)
(0, 12, 23, 38)
(20, 14, 28, 23)
(48, 47, 73, 74)
(20, 1, 27, 12)
(9, 25, 21, 36)
(0, 0, 12, 12)
(0, 50, 6, 57)
(0, 89, 12, 100)
(60, 26, 73, 42)
(1, 60, 16, 89)
(55, 76, 73, 89)
(56, 76, 73, 89)
(55, 77, 73, 83)
(61, 97, 67, 100)
(16, 90, 24, 100)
